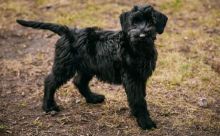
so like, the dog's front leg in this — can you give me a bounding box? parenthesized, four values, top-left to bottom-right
(123, 75, 156, 130)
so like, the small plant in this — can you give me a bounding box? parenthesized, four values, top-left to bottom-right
(0, 124, 7, 132)
(32, 118, 43, 127)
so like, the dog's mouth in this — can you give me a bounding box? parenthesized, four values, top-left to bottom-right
(139, 33, 156, 41)
(128, 29, 156, 42)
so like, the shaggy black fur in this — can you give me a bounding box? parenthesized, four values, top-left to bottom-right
(17, 5, 167, 130)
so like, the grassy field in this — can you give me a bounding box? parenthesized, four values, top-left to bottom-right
(0, 0, 220, 135)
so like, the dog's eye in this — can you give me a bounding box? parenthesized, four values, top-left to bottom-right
(132, 16, 143, 25)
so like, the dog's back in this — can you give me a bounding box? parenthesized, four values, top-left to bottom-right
(72, 27, 124, 84)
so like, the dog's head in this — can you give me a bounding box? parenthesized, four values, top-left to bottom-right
(120, 5, 168, 44)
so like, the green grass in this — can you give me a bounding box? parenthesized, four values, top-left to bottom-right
(32, 118, 43, 128)
(52, 2, 129, 28)
(0, 124, 7, 132)
(153, 52, 194, 86)
(160, 0, 182, 11)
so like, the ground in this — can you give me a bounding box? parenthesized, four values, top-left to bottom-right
(0, 0, 220, 136)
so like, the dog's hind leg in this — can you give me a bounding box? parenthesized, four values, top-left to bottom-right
(43, 42, 76, 113)
(73, 72, 105, 104)
(43, 71, 74, 113)
(43, 67, 75, 113)
(43, 73, 63, 112)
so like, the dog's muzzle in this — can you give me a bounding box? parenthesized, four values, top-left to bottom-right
(139, 33, 156, 40)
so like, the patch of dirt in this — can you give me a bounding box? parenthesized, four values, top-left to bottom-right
(204, 57, 220, 74)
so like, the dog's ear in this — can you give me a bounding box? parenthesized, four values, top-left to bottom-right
(152, 10, 168, 34)
(120, 11, 129, 32)
(143, 5, 153, 15)
(131, 5, 139, 12)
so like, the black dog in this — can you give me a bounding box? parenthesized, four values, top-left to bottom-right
(17, 5, 167, 130)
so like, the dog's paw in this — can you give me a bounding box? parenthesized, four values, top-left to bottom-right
(86, 93, 105, 104)
(42, 102, 60, 113)
(136, 116, 157, 130)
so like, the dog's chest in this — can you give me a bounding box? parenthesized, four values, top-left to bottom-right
(123, 48, 157, 79)
(94, 44, 122, 83)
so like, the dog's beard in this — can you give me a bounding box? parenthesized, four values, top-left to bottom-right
(128, 30, 155, 48)
(128, 28, 156, 44)
(128, 37, 155, 54)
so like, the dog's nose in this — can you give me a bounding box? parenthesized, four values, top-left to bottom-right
(139, 33, 146, 38)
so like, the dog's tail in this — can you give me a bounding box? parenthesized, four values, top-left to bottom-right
(16, 19, 72, 38)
